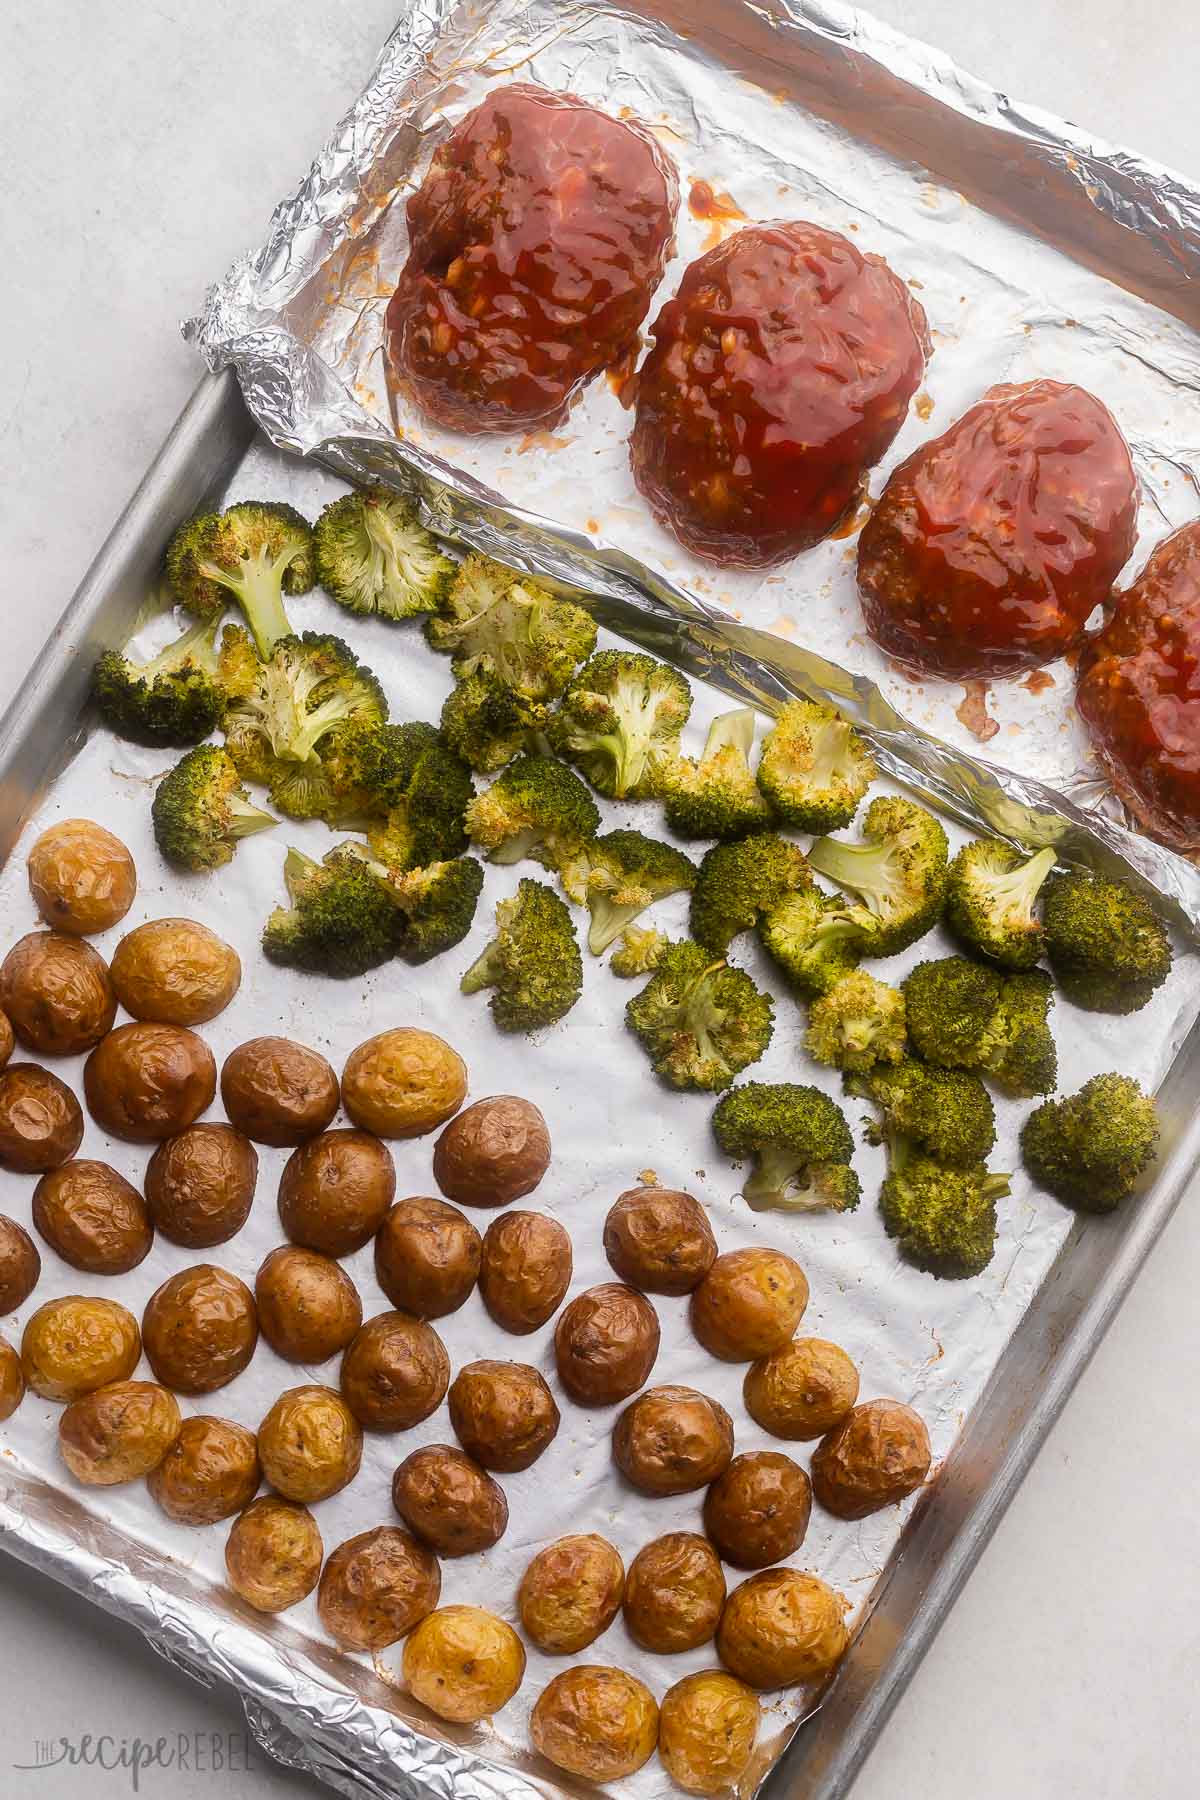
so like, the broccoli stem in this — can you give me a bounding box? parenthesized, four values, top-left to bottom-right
(807, 838, 900, 912)
(282, 846, 319, 897)
(981, 1172, 1012, 1201)
(990, 847, 1057, 918)
(703, 708, 756, 760)
(742, 1147, 804, 1210)
(196, 545, 295, 659)
(142, 615, 221, 678)
(460, 939, 501, 994)
(588, 899, 647, 955)
(489, 827, 542, 867)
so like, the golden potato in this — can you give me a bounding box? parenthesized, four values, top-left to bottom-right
(144, 1123, 258, 1249)
(717, 1568, 849, 1689)
(341, 1029, 466, 1139)
(531, 1667, 658, 1782)
(0, 931, 116, 1056)
(0, 1335, 25, 1421)
(403, 1606, 525, 1722)
(518, 1534, 625, 1655)
(58, 1380, 181, 1485)
(690, 1247, 808, 1362)
(623, 1532, 725, 1654)
(391, 1445, 508, 1557)
(110, 918, 240, 1026)
(612, 1385, 733, 1496)
(0, 1213, 40, 1311)
(658, 1671, 759, 1794)
(318, 1526, 441, 1650)
(447, 1359, 559, 1471)
(810, 1399, 931, 1520)
(255, 1246, 362, 1364)
(225, 1496, 322, 1613)
(479, 1210, 571, 1334)
(340, 1312, 449, 1432)
(743, 1337, 859, 1441)
(0, 1064, 84, 1172)
(554, 1283, 660, 1406)
(142, 1264, 257, 1394)
(221, 1037, 339, 1147)
(603, 1186, 716, 1295)
(258, 1384, 363, 1503)
(27, 819, 136, 935)
(33, 1160, 153, 1274)
(432, 1095, 549, 1207)
(703, 1451, 812, 1569)
(148, 1415, 260, 1525)
(22, 1295, 140, 1401)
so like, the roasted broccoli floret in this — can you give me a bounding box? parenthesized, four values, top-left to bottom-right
(849, 1055, 996, 1169)
(976, 968, 1058, 1097)
(261, 846, 398, 977)
(805, 971, 906, 1074)
(344, 851, 485, 965)
(464, 755, 599, 871)
(807, 795, 948, 955)
(711, 1082, 860, 1214)
(609, 926, 671, 978)
(879, 1151, 1009, 1279)
(755, 698, 876, 832)
(625, 941, 774, 1092)
(662, 709, 773, 840)
(690, 833, 810, 956)
(319, 720, 472, 867)
(92, 616, 227, 746)
(560, 829, 697, 955)
(1020, 1073, 1159, 1212)
(313, 485, 453, 620)
(425, 555, 596, 701)
(151, 745, 277, 872)
(550, 650, 692, 800)
(1043, 870, 1173, 1013)
(440, 672, 548, 774)
(758, 888, 879, 998)
(166, 501, 314, 659)
(944, 838, 1057, 970)
(460, 877, 583, 1032)
(903, 957, 1056, 1096)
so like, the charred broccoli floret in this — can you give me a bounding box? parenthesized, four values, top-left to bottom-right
(560, 829, 697, 955)
(758, 888, 880, 998)
(625, 941, 774, 1092)
(690, 833, 810, 956)
(805, 972, 906, 1074)
(322, 722, 471, 868)
(342, 849, 484, 965)
(903, 957, 1056, 1096)
(550, 650, 692, 800)
(755, 699, 876, 832)
(945, 838, 1057, 970)
(313, 485, 453, 620)
(261, 846, 398, 977)
(151, 745, 277, 872)
(92, 616, 227, 746)
(1020, 1073, 1159, 1212)
(464, 755, 599, 871)
(1042, 871, 1173, 1013)
(711, 1082, 860, 1214)
(425, 555, 596, 701)
(460, 877, 583, 1032)
(808, 795, 948, 955)
(662, 709, 773, 841)
(610, 926, 671, 978)
(166, 501, 313, 659)
(879, 1151, 1009, 1278)
(440, 672, 548, 774)
(846, 1056, 996, 1168)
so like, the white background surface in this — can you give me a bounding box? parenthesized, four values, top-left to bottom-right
(0, 4, 1197, 1798)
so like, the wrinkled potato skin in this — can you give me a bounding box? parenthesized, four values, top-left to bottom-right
(432, 1095, 550, 1207)
(403, 1606, 526, 1722)
(531, 1667, 658, 1782)
(59, 1380, 181, 1485)
(554, 1283, 660, 1406)
(258, 1384, 363, 1503)
(479, 1210, 572, 1334)
(810, 1399, 931, 1520)
(111, 918, 241, 1026)
(142, 1264, 258, 1395)
(33, 1160, 153, 1274)
(148, 1415, 261, 1525)
(279, 1130, 395, 1258)
(612, 1384, 734, 1496)
(658, 1671, 760, 1795)
(375, 1197, 481, 1319)
(691, 1248, 809, 1362)
(22, 1295, 141, 1401)
(391, 1444, 508, 1557)
(221, 1037, 339, 1148)
(448, 1359, 560, 1472)
(27, 820, 136, 936)
(519, 1535, 625, 1655)
(85, 1024, 216, 1144)
(623, 1532, 725, 1653)
(0, 1064, 85, 1171)
(717, 1569, 849, 1689)
(318, 1526, 441, 1650)
(744, 1337, 860, 1442)
(0, 1010, 12, 1070)
(603, 1187, 717, 1295)
(255, 1246, 362, 1363)
(703, 1451, 813, 1569)
(0, 1335, 25, 1420)
(225, 1496, 323, 1613)
(342, 1029, 466, 1140)
(0, 1213, 41, 1310)
(145, 1124, 258, 1249)
(340, 1312, 450, 1431)
(1, 932, 117, 1057)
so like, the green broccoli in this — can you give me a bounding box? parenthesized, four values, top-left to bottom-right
(313, 485, 453, 620)
(662, 709, 773, 840)
(755, 698, 876, 832)
(804, 971, 906, 1074)
(166, 501, 314, 659)
(690, 833, 810, 956)
(549, 650, 692, 800)
(807, 795, 949, 955)
(758, 888, 880, 998)
(320, 719, 471, 860)
(609, 926, 671, 978)
(711, 1081, 861, 1213)
(879, 1150, 1009, 1278)
(1043, 871, 1173, 1013)
(625, 941, 774, 1092)
(464, 755, 599, 871)
(425, 555, 596, 701)
(903, 957, 1057, 1096)
(560, 829, 697, 955)
(261, 846, 399, 977)
(440, 672, 548, 774)
(847, 1056, 996, 1168)
(976, 969, 1058, 1097)
(945, 838, 1057, 970)
(92, 616, 227, 746)
(151, 745, 277, 872)
(460, 877, 583, 1032)
(1020, 1073, 1159, 1212)
(347, 852, 485, 965)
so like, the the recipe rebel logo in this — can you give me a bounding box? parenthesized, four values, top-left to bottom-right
(13, 1730, 257, 1791)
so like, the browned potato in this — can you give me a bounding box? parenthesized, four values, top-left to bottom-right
(318, 1526, 441, 1650)
(110, 918, 241, 1026)
(612, 1385, 734, 1496)
(258, 1384, 363, 1503)
(142, 1264, 257, 1394)
(0, 1335, 25, 1420)
(690, 1248, 809, 1362)
(432, 1095, 550, 1207)
(0, 1214, 41, 1310)
(278, 1129, 395, 1258)
(518, 1534, 625, 1655)
(222, 1037, 339, 1147)
(58, 1380, 181, 1485)
(810, 1399, 931, 1520)
(374, 1197, 481, 1319)
(85, 1023, 216, 1143)
(0, 1009, 12, 1070)
(0, 1064, 84, 1171)
(479, 1210, 571, 1334)
(145, 1123, 258, 1248)
(22, 1295, 140, 1400)
(531, 1667, 658, 1782)
(341, 1029, 467, 1141)
(225, 1496, 323, 1613)
(27, 819, 136, 936)
(340, 1311, 449, 1431)
(391, 1444, 508, 1557)
(403, 1606, 526, 1722)
(255, 1246, 362, 1363)
(0, 931, 117, 1057)
(703, 1451, 812, 1569)
(147, 1415, 260, 1525)
(717, 1568, 849, 1689)
(658, 1671, 760, 1794)
(743, 1337, 859, 1441)
(623, 1533, 725, 1654)
(32, 1160, 153, 1274)
(448, 1359, 559, 1472)
(554, 1283, 660, 1406)
(603, 1186, 717, 1295)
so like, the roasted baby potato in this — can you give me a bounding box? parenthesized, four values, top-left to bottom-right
(144, 1123, 258, 1248)
(318, 1525, 441, 1650)
(447, 1359, 560, 1471)
(0, 1009, 12, 1070)
(58, 1380, 181, 1485)
(690, 1247, 809, 1362)
(374, 1196, 481, 1319)
(27, 820, 136, 936)
(142, 1264, 258, 1394)
(85, 1023, 216, 1143)
(0, 1064, 84, 1171)
(22, 1295, 140, 1401)
(403, 1605, 526, 1723)
(221, 1036, 339, 1147)
(0, 1335, 25, 1421)
(717, 1568, 849, 1689)
(703, 1450, 812, 1568)
(255, 1246, 362, 1363)
(531, 1667, 658, 1782)
(0, 931, 117, 1056)
(658, 1671, 760, 1794)
(33, 1160, 153, 1274)
(623, 1531, 726, 1654)
(278, 1128, 395, 1257)
(147, 1414, 261, 1525)
(743, 1337, 859, 1441)
(612, 1384, 734, 1496)
(554, 1282, 660, 1406)
(225, 1496, 323, 1613)
(341, 1028, 466, 1139)
(391, 1444, 508, 1557)
(518, 1534, 625, 1655)
(432, 1094, 550, 1207)
(340, 1311, 450, 1431)
(110, 917, 241, 1027)
(0, 1213, 41, 1310)
(810, 1398, 931, 1519)
(603, 1185, 717, 1295)
(479, 1209, 572, 1334)
(258, 1383, 363, 1503)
